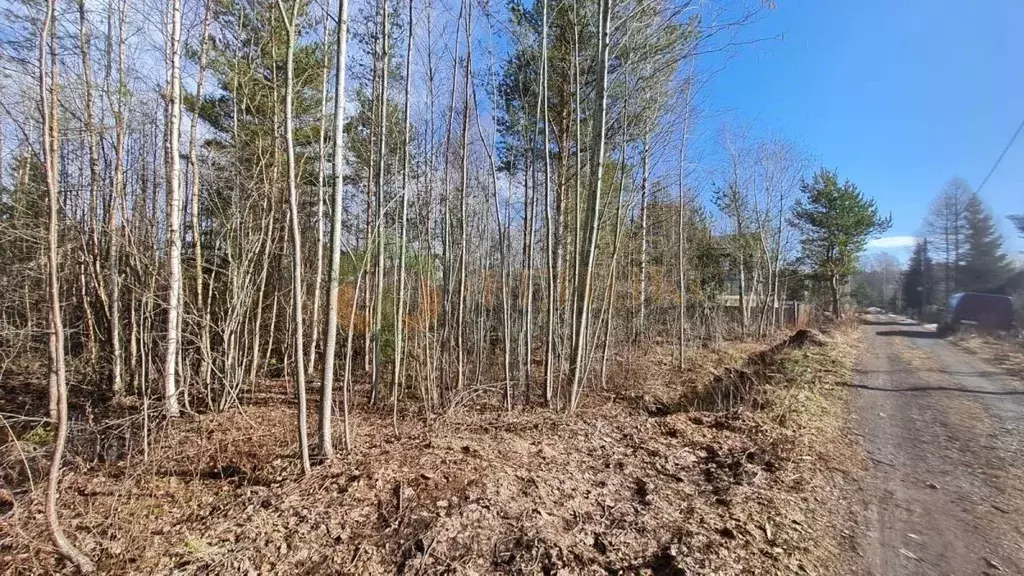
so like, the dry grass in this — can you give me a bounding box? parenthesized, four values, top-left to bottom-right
(1, 330, 863, 575)
(949, 331, 1024, 381)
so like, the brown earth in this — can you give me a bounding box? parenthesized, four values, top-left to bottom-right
(848, 316, 1024, 575)
(1, 331, 860, 575)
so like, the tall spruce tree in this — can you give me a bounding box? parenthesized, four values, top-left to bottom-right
(960, 194, 1010, 292)
(1009, 214, 1024, 240)
(902, 238, 935, 314)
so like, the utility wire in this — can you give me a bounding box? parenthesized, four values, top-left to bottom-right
(976, 117, 1024, 194)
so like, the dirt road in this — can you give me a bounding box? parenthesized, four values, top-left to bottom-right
(851, 316, 1024, 575)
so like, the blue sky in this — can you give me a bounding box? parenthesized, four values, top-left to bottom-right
(703, 0, 1024, 259)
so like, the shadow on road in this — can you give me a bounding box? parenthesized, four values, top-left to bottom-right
(854, 368, 1005, 379)
(874, 329, 943, 339)
(859, 319, 908, 326)
(843, 383, 1024, 396)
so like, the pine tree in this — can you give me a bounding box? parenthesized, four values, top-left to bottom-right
(851, 281, 873, 308)
(960, 194, 1010, 292)
(791, 168, 891, 318)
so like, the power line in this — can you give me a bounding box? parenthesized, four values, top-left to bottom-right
(976, 117, 1024, 194)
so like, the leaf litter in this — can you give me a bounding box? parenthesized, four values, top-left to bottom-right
(1, 328, 862, 575)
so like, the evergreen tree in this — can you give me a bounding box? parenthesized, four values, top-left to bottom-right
(790, 168, 891, 318)
(902, 238, 935, 314)
(960, 194, 1010, 292)
(1009, 214, 1024, 241)
(851, 281, 873, 308)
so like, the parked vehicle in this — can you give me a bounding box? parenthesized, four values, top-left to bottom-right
(938, 292, 1015, 334)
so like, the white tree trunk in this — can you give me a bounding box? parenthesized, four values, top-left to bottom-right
(108, 0, 128, 398)
(308, 11, 331, 378)
(278, 0, 312, 474)
(322, 0, 352, 458)
(393, 0, 414, 430)
(163, 0, 184, 417)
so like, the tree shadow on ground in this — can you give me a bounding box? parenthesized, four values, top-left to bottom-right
(843, 383, 1024, 396)
(874, 330, 943, 339)
(853, 368, 1005, 379)
(859, 319, 908, 326)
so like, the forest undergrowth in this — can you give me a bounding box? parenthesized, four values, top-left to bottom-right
(1, 326, 863, 575)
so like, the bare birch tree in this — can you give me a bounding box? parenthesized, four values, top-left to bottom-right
(322, 0, 353, 459)
(278, 0, 312, 474)
(392, 0, 414, 430)
(163, 0, 184, 417)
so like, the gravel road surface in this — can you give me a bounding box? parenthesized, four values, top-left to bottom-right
(851, 316, 1024, 575)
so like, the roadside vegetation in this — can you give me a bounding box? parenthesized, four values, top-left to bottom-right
(2, 326, 863, 574)
(0, 0, 887, 571)
(948, 331, 1024, 381)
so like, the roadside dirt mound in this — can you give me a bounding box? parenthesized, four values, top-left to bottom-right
(782, 328, 828, 349)
(682, 329, 830, 413)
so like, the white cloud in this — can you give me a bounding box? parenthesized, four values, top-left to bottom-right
(866, 236, 917, 250)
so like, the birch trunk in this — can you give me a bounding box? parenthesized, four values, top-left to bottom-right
(599, 110, 629, 389)
(392, 0, 415, 429)
(163, 0, 184, 417)
(78, 0, 106, 373)
(520, 149, 535, 401)
(322, 0, 352, 457)
(439, 1, 463, 393)
(278, 0, 312, 474)
(472, 39, 512, 408)
(308, 13, 331, 377)
(108, 0, 128, 396)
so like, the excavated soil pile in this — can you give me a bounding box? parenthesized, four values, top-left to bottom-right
(695, 329, 830, 412)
